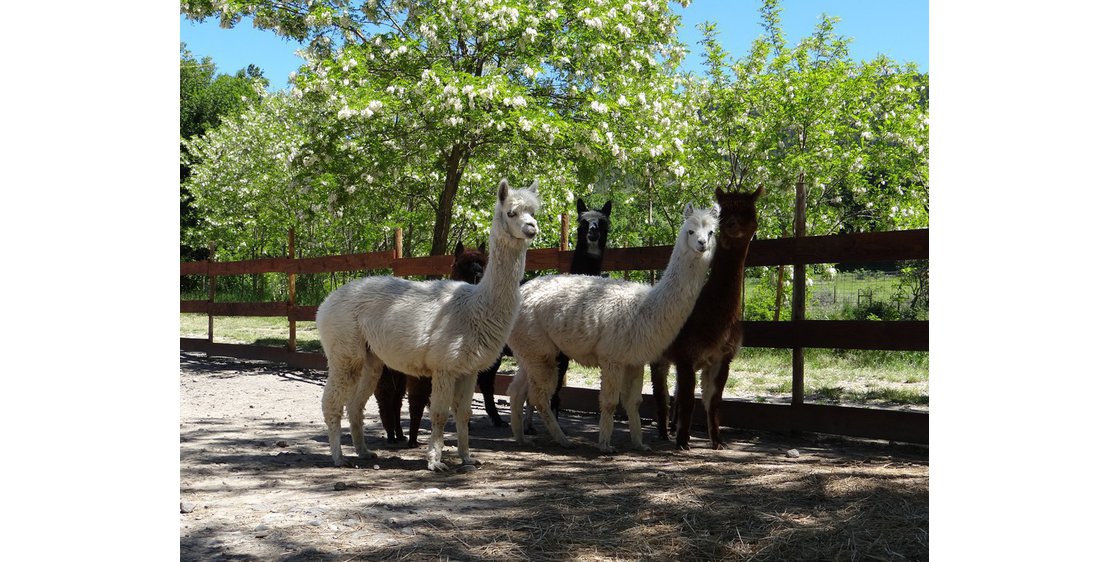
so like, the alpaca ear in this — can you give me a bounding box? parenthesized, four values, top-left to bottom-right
(526, 180, 539, 194)
(715, 187, 726, 200)
(479, 241, 486, 252)
(753, 184, 765, 198)
(601, 200, 612, 216)
(498, 178, 510, 203)
(454, 241, 464, 258)
(683, 202, 694, 219)
(710, 203, 721, 219)
(576, 198, 587, 215)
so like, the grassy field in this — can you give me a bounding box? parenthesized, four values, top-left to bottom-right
(181, 313, 928, 410)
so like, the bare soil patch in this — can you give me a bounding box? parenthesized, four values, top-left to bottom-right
(180, 352, 928, 561)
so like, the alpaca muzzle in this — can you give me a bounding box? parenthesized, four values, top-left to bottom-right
(522, 223, 538, 239)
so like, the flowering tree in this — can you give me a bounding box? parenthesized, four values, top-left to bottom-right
(182, 0, 693, 257)
(676, 0, 929, 318)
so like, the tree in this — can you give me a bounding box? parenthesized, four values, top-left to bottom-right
(182, 0, 693, 257)
(180, 43, 268, 261)
(677, 0, 928, 319)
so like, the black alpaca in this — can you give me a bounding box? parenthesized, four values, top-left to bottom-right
(524, 198, 611, 433)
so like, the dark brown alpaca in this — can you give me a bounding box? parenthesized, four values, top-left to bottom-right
(650, 186, 763, 450)
(374, 242, 501, 447)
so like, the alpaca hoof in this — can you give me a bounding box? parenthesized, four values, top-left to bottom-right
(461, 457, 482, 467)
(636, 443, 652, 452)
(597, 445, 616, 454)
(491, 417, 505, 428)
(524, 426, 537, 436)
(557, 439, 574, 449)
(333, 457, 354, 468)
(357, 450, 378, 459)
(428, 461, 450, 472)
(675, 441, 691, 451)
(712, 442, 728, 451)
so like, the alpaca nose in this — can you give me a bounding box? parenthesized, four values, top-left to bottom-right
(522, 222, 537, 238)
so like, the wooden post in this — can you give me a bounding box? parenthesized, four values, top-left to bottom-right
(394, 227, 403, 260)
(791, 172, 807, 407)
(560, 213, 569, 251)
(287, 227, 296, 353)
(207, 241, 215, 343)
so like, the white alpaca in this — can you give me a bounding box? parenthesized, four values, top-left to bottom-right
(507, 202, 719, 453)
(316, 179, 540, 470)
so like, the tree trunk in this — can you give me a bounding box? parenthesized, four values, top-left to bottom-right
(429, 143, 470, 257)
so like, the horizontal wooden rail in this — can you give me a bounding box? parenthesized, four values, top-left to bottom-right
(742, 320, 928, 351)
(179, 250, 395, 276)
(179, 229, 928, 278)
(746, 228, 928, 267)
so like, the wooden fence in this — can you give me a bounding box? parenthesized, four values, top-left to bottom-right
(180, 224, 929, 444)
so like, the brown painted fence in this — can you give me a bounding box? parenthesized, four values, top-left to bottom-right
(180, 227, 928, 444)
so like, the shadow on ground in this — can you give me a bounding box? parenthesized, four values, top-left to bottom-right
(180, 352, 928, 561)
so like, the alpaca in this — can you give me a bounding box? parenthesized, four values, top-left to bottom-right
(374, 242, 498, 447)
(650, 186, 763, 450)
(523, 198, 612, 433)
(316, 178, 540, 470)
(507, 202, 718, 453)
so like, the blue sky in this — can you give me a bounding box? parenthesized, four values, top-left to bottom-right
(180, 0, 928, 92)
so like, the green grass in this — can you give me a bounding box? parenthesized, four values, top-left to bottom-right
(180, 313, 322, 352)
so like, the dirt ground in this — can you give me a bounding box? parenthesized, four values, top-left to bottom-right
(180, 352, 928, 561)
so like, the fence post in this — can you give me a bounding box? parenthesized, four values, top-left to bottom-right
(791, 172, 806, 408)
(287, 227, 296, 353)
(393, 227, 403, 261)
(207, 241, 216, 343)
(560, 213, 569, 252)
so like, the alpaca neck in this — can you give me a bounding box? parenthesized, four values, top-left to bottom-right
(474, 227, 528, 310)
(637, 236, 710, 333)
(572, 239, 605, 275)
(696, 234, 755, 324)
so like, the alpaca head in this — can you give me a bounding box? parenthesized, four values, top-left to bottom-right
(451, 241, 488, 284)
(575, 198, 612, 248)
(495, 178, 540, 241)
(713, 185, 764, 247)
(681, 201, 721, 255)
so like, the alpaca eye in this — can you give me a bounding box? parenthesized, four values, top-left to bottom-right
(708, 231, 714, 237)
(507, 210, 517, 218)
(688, 230, 694, 235)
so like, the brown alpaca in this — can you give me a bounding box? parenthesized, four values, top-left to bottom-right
(374, 242, 494, 447)
(650, 186, 763, 450)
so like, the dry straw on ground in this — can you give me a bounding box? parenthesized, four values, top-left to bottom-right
(180, 353, 927, 561)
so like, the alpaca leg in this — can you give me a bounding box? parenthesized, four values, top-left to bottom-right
(596, 365, 621, 454)
(524, 357, 572, 447)
(477, 358, 504, 427)
(523, 401, 538, 435)
(702, 357, 731, 450)
(427, 374, 454, 471)
(348, 354, 383, 459)
(390, 372, 406, 441)
(649, 361, 671, 440)
(453, 371, 480, 466)
(673, 359, 698, 451)
(620, 364, 650, 451)
(406, 376, 430, 448)
(321, 367, 351, 467)
(554, 352, 570, 419)
(508, 365, 530, 444)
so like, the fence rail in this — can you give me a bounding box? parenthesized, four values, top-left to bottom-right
(180, 227, 929, 444)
